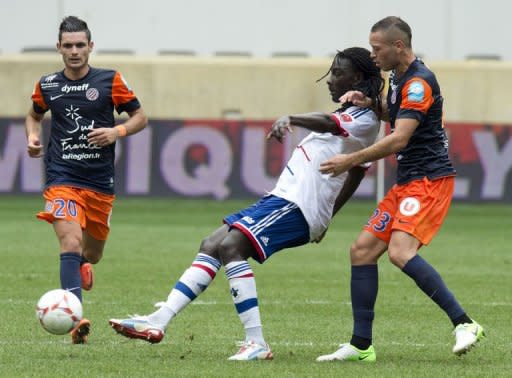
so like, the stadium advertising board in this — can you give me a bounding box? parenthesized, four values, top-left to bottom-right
(1, 119, 511, 202)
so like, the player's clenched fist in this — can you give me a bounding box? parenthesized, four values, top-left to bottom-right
(27, 136, 44, 158)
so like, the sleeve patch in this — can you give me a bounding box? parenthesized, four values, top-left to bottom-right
(407, 81, 425, 102)
(400, 77, 433, 114)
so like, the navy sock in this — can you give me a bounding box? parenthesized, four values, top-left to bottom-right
(453, 313, 472, 327)
(350, 264, 378, 349)
(402, 254, 465, 326)
(60, 252, 82, 302)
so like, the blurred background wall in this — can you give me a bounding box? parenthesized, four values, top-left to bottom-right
(1, 0, 511, 201)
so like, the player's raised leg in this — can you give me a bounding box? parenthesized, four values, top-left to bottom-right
(79, 259, 94, 291)
(399, 250, 485, 355)
(81, 232, 106, 291)
(109, 226, 227, 343)
(80, 191, 114, 291)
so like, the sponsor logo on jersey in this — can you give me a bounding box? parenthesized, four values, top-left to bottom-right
(45, 74, 57, 83)
(50, 94, 64, 101)
(260, 236, 270, 246)
(391, 89, 397, 104)
(407, 81, 425, 102)
(65, 104, 81, 121)
(61, 83, 90, 94)
(41, 76, 60, 89)
(389, 72, 398, 104)
(242, 216, 255, 224)
(86, 88, 99, 101)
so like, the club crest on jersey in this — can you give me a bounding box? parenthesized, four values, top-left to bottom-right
(407, 81, 425, 102)
(86, 88, 99, 101)
(341, 113, 353, 122)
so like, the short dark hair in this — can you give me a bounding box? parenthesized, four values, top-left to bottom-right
(58, 16, 91, 42)
(371, 16, 412, 48)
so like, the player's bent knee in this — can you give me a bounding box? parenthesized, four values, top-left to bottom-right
(387, 249, 410, 269)
(199, 236, 220, 255)
(387, 251, 400, 267)
(350, 241, 382, 265)
(349, 241, 367, 264)
(218, 238, 244, 265)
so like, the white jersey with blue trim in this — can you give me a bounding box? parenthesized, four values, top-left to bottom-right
(270, 106, 379, 241)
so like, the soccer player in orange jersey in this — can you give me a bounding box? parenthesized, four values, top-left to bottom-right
(317, 16, 484, 362)
(25, 16, 148, 344)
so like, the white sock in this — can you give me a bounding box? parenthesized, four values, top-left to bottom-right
(148, 253, 221, 328)
(147, 305, 175, 330)
(225, 260, 265, 346)
(246, 326, 265, 345)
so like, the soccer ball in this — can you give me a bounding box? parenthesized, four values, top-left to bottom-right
(36, 289, 83, 335)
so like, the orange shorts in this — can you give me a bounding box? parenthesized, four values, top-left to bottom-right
(364, 176, 454, 246)
(37, 186, 115, 241)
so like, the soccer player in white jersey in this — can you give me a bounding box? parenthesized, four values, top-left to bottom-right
(109, 47, 384, 360)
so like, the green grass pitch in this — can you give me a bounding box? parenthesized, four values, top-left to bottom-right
(1, 196, 511, 377)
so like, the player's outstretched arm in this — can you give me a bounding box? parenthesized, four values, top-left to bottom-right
(25, 107, 45, 158)
(320, 118, 418, 176)
(266, 113, 339, 143)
